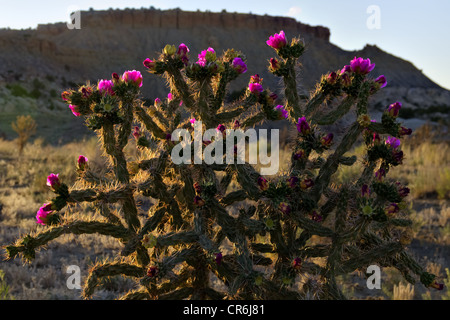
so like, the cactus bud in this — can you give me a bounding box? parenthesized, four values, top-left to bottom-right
(133, 126, 141, 139)
(374, 75, 387, 89)
(311, 210, 323, 222)
(320, 133, 334, 148)
(296, 117, 311, 135)
(142, 234, 157, 249)
(274, 105, 289, 119)
(257, 177, 269, 191)
(326, 71, 338, 85)
(375, 168, 386, 182)
(36, 203, 53, 225)
(293, 149, 306, 160)
(77, 155, 88, 171)
(147, 266, 159, 278)
(385, 203, 400, 217)
(300, 178, 314, 190)
(232, 120, 240, 130)
(46, 173, 61, 191)
(279, 202, 291, 214)
(248, 82, 264, 95)
(399, 126, 412, 137)
(287, 176, 299, 189)
(292, 257, 302, 269)
(164, 44, 177, 56)
(214, 252, 223, 265)
(361, 184, 370, 198)
(231, 57, 247, 74)
(269, 58, 281, 72)
(143, 58, 156, 70)
(387, 102, 402, 118)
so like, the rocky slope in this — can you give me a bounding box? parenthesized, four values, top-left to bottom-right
(0, 8, 448, 131)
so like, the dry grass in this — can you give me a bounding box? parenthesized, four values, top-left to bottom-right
(0, 123, 449, 300)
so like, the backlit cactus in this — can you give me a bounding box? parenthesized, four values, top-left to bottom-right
(5, 31, 443, 300)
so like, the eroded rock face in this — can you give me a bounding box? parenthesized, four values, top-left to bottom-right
(0, 8, 448, 113)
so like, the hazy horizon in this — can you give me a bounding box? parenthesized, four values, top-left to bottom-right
(0, 1, 449, 90)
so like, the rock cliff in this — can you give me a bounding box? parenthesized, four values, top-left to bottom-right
(0, 8, 448, 116)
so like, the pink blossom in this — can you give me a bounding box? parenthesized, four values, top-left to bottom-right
(350, 57, 376, 74)
(296, 117, 311, 135)
(385, 136, 401, 149)
(78, 155, 88, 170)
(231, 57, 247, 74)
(266, 30, 287, 50)
(46, 173, 60, 190)
(69, 104, 81, 117)
(143, 58, 156, 70)
(36, 203, 53, 225)
(374, 75, 387, 88)
(98, 79, 115, 96)
(275, 105, 288, 119)
(388, 102, 402, 118)
(122, 70, 143, 88)
(248, 82, 264, 94)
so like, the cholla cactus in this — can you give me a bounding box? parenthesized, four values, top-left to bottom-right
(5, 31, 444, 299)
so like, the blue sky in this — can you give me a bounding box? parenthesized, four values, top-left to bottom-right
(1, 0, 449, 89)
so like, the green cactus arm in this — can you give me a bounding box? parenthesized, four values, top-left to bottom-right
(135, 105, 167, 139)
(315, 96, 356, 125)
(5, 221, 130, 261)
(83, 262, 146, 298)
(118, 288, 150, 300)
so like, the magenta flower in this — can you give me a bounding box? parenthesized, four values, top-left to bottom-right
(69, 105, 81, 117)
(387, 102, 402, 118)
(77, 155, 88, 170)
(320, 133, 334, 148)
(340, 65, 352, 74)
(167, 93, 173, 102)
(249, 82, 264, 94)
(189, 118, 196, 127)
(287, 176, 299, 188)
(197, 47, 216, 66)
(98, 79, 115, 96)
(154, 97, 162, 107)
(374, 75, 387, 88)
(257, 177, 269, 191)
(266, 30, 287, 50)
(46, 173, 61, 190)
(216, 124, 226, 133)
(296, 117, 311, 135)
(275, 105, 289, 119)
(233, 120, 240, 129)
(36, 203, 53, 225)
(122, 70, 143, 88)
(231, 57, 247, 74)
(385, 136, 401, 149)
(300, 178, 314, 190)
(350, 57, 376, 75)
(327, 72, 338, 85)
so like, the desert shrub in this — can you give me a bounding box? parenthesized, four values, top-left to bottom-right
(5, 31, 444, 300)
(11, 114, 36, 156)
